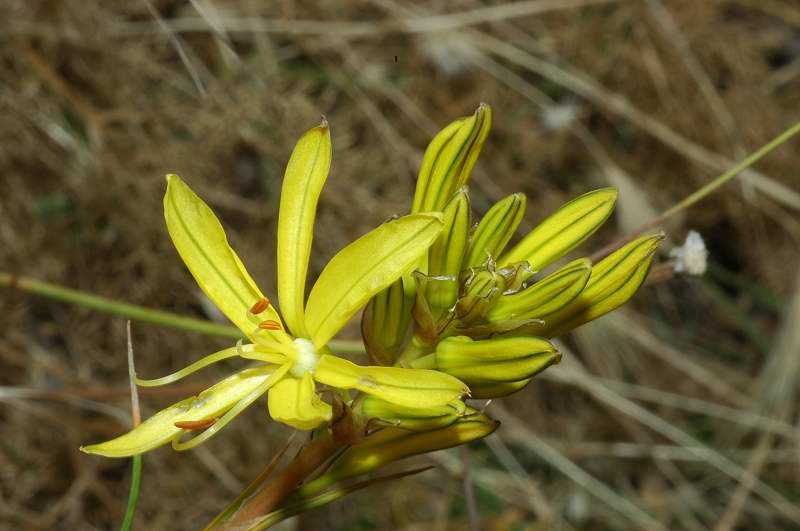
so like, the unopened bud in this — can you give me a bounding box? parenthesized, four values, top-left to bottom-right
(361, 396, 466, 431)
(500, 188, 617, 271)
(412, 104, 492, 214)
(538, 233, 662, 338)
(413, 336, 560, 397)
(456, 269, 506, 324)
(465, 193, 526, 269)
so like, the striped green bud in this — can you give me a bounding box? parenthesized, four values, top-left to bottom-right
(317, 409, 498, 486)
(426, 190, 471, 317)
(469, 378, 531, 399)
(538, 234, 662, 338)
(500, 188, 617, 271)
(361, 396, 466, 431)
(413, 336, 560, 395)
(411, 104, 492, 214)
(361, 278, 413, 366)
(465, 193, 526, 268)
(456, 269, 506, 324)
(488, 258, 591, 321)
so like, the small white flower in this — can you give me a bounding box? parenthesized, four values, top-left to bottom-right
(670, 230, 708, 276)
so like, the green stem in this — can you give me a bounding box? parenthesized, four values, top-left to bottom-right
(120, 455, 142, 531)
(590, 120, 800, 261)
(656, 120, 800, 222)
(0, 273, 365, 355)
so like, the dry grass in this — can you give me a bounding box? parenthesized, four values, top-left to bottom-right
(2, 1, 800, 529)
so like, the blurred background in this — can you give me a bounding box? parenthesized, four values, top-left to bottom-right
(2, 1, 800, 529)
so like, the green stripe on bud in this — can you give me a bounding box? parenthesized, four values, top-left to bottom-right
(465, 193, 526, 268)
(413, 336, 560, 395)
(456, 269, 506, 324)
(469, 378, 532, 399)
(361, 396, 466, 431)
(362, 278, 413, 366)
(426, 190, 472, 317)
(412, 104, 492, 214)
(488, 258, 591, 321)
(314, 409, 498, 487)
(500, 188, 617, 271)
(538, 234, 663, 338)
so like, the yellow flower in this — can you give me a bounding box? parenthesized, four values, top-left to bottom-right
(81, 121, 468, 458)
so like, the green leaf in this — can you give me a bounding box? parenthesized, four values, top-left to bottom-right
(163, 174, 287, 342)
(305, 213, 443, 347)
(500, 188, 618, 271)
(277, 122, 332, 337)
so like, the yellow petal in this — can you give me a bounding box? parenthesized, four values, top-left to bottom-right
(412, 104, 492, 213)
(80, 367, 280, 457)
(538, 234, 662, 337)
(163, 174, 287, 342)
(500, 188, 617, 271)
(314, 355, 468, 408)
(268, 372, 332, 430)
(305, 213, 444, 348)
(277, 122, 332, 337)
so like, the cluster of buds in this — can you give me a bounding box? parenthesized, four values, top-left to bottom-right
(361, 104, 661, 426)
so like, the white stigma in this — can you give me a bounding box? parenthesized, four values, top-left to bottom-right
(290, 338, 319, 378)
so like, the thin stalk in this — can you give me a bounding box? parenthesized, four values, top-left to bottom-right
(591, 121, 800, 261)
(0, 273, 365, 354)
(121, 322, 142, 531)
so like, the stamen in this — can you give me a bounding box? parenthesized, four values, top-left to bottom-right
(250, 297, 271, 315)
(171, 363, 292, 452)
(258, 320, 282, 331)
(175, 418, 218, 430)
(135, 346, 240, 387)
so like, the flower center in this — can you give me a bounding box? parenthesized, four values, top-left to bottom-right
(290, 338, 319, 378)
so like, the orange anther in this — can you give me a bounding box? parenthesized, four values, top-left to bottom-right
(174, 418, 218, 430)
(258, 320, 281, 331)
(249, 297, 270, 315)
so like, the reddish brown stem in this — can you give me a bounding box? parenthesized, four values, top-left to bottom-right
(222, 433, 344, 529)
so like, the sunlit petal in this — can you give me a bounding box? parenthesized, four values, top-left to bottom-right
(305, 213, 443, 348)
(314, 355, 468, 408)
(268, 372, 332, 430)
(163, 174, 288, 343)
(277, 122, 332, 337)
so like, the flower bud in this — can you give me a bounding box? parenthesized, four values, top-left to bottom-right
(314, 409, 499, 487)
(469, 378, 531, 399)
(538, 233, 663, 338)
(426, 190, 472, 318)
(500, 188, 617, 272)
(361, 396, 466, 431)
(413, 336, 560, 395)
(362, 279, 413, 365)
(455, 269, 506, 324)
(488, 258, 591, 321)
(465, 193, 526, 269)
(412, 104, 492, 214)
